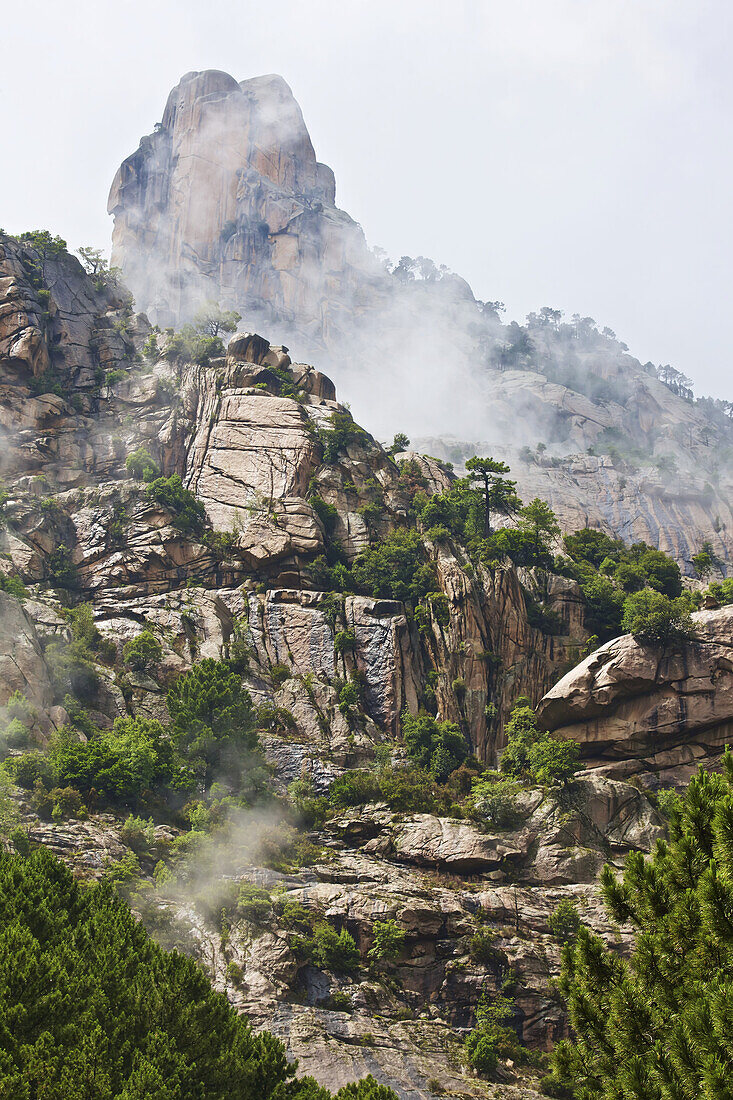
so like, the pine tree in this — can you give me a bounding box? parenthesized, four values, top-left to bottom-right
(0, 848, 398, 1099)
(548, 751, 733, 1099)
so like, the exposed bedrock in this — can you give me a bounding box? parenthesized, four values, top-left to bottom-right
(539, 605, 733, 786)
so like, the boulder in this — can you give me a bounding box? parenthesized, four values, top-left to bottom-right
(538, 606, 733, 783)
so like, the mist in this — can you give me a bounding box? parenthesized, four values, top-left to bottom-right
(2, 1, 732, 402)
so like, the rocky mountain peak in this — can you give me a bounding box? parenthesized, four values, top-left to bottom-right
(108, 68, 369, 338)
(108, 71, 733, 570)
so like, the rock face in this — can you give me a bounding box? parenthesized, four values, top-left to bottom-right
(108, 69, 733, 568)
(539, 606, 733, 786)
(0, 228, 713, 1098)
(108, 70, 374, 344)
(9, 767, 664, 1098)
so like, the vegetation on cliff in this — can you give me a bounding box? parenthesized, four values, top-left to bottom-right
(547, 752, 733, 1100)
(0, 847, 396, 1099)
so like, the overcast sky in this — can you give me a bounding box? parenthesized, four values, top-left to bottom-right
(3, 0, 731, 397)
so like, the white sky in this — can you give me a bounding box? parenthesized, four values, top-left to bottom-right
(3, 0, 732, 397)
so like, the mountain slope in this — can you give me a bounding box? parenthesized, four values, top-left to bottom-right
(107, 70, 733, 571)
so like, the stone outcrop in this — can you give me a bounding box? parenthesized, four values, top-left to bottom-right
(539, 605, 733, 786)
(7, 760, 663, 1098)
(0, 227, 713, 1098)
(108, 69, 733, 568)
(0, 591, 53, 711)
(108, 70, 376, 344)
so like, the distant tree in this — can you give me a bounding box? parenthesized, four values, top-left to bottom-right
(193, 300, 242, 338)
(123, 631, 163, 673)
(19, 230, 68, 276)
(656, 363, 694, 401)
(479, 300, 506, 319)
(77, 246, 122, 291)
(126, 447, 160, 483)
(692, 548, 714, 581)
(401, 710, 468, 781)
(516, 498, 560, 566)
(500, 700, 580, 787)
(167, 659, 258, 787)
(527, 306, 563, 329)
(465, 457, 520, 537)
(547, 899, 582, 946)
(368, 920, 406, 962)
(387, 432, 410, 456)
(621, 589, 694, 646)
(392, 256, 415, 283)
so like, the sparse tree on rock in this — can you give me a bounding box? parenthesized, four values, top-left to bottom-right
(465, 456, 520, 537)
(193, 300, 242, 339)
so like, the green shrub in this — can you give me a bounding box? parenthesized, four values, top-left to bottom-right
(270, 663, 291, 690)
(317, 409, 368, 463)
(547, 899, 581, 946)
(377, 764, 443, 813)
(123, 630, 163, 672)
(126, 447, 160, 482)
(621, 588, 694, 646)
(310, 494, 339, 534)
(351, 529, 436, 603)
(338, 681, 360, 711)
(47, 544, 78, 589)
(402, 710, 468, 782)
(469, 928, 508, 968)
(120, 814, 156, 853)
(165, 325, 225, 366)
(236, 883, 272, 924)
(368, 919, 406, 962)
(257, 703, 297, 732)
(329, 770, 381, 808)
(146, 474, 207, 537)
(500, 702, 580, 787)
(527, 737, 581, 787)
(313, 922, 360, 973)
(334, 630, 356, 654)
(54, 716, 179, 805)
(167, 659, 259, 788)
(0, 573, 28, 599)
(4, 752, 57, 791)
(469, 773, 522, 829)
(49, 786, 84, 819)
(45, 639, 100, 702)
(464, 991, 523, 1077)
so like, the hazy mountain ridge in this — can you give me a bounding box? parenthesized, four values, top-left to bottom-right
(108, 69, 733, 570)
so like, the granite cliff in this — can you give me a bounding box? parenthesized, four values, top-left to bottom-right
(108, 69, 733, 571)
(0, 231, 730, 1097)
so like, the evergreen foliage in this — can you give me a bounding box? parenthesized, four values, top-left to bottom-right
(401, 710, 468, 781)
(350, 529, 436, 602)
(122, 631, 163, 672)
(167, 659, 259, 788)
(125, 448, 160, 482)
(0, 848, 395, 1098)
(550, 751, 733, 1100)
(316, 410, 368, 464)
(621, 588, 694, 646)
(145, 474, 207, 537)
(464, 990, 525, 1076)
(500, 701, 580, 787)
(368, 920, 406, 962)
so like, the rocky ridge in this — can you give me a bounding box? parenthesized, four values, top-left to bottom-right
(0, 230, 722, 1097)
(108, 68, 733, 569)
(539, 604, 733, 788)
